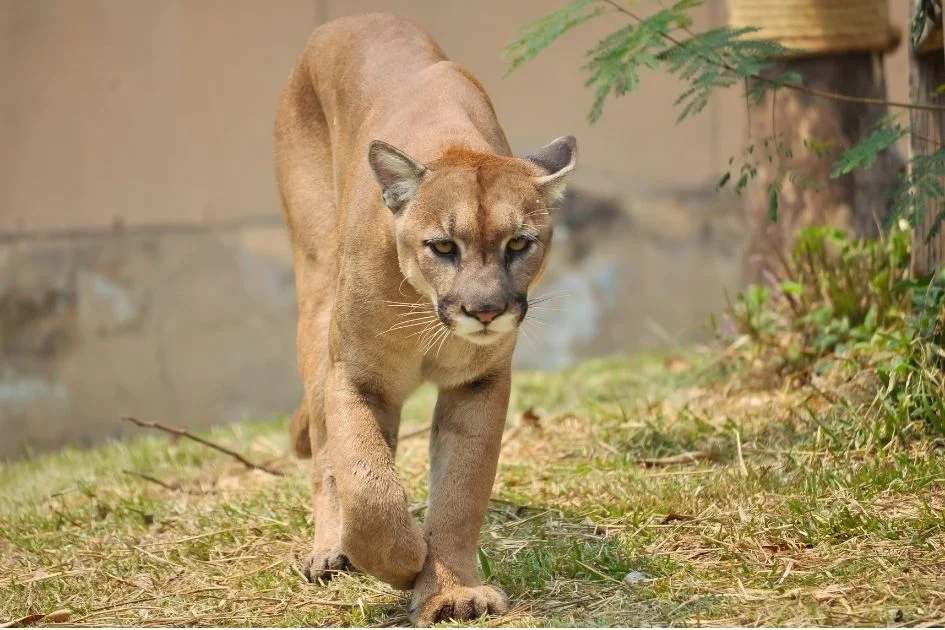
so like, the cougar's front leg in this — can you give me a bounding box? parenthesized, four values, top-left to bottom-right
(409, 372, 511, 626)
(324, 362, 427, 590)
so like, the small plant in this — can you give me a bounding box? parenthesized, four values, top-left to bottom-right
(725, 225, 911, 374)
(723, 225, 945, 448)
(871, 275, 945, 438)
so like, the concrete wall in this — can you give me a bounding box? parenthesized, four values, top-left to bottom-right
(0, 1, 912, 458)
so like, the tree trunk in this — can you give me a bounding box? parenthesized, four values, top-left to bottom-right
(743, 54, 905, 284)
(910, 0, 945, 277)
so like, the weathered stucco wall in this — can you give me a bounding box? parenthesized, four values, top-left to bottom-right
(0, 1, 912, 458)
(1, 224, 299, 453)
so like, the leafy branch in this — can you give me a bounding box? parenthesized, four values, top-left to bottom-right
(596, 0, 937, 114)
(505, 0, 945, 235)
(504, 0, 608, 76)
(830, 116, 909, 178)
(506, 0, 945, 120)
(889, 146, 945, 240)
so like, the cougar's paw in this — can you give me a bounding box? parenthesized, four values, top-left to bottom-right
(302, 548, 355, 584)
(409, 584, 509, 626)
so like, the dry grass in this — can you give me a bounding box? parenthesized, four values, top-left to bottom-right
(2, 351, 944, 627)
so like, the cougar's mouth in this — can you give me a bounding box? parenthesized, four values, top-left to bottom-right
(456, 318, 518, 346)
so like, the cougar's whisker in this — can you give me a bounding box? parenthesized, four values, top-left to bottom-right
(384, 301, 428, 308)
(394, 311, 432, 320)
(519, 325, 538, 352)
(528, 292, 570, 306)
(377, 315, 439, 336)
(521, 320, 546, 351)
(423, 326, 450, 357)
(407, 321, 440, 339)
(434, 328, 452, 358)
(380, 319, 439, 336)
(397, 276, 410, 297)
(417, 323, 444, 353)
(528, 289, 570, 300)
(386, 315, 437, 327)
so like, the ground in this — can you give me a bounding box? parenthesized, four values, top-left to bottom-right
(1, 350, 944, 627)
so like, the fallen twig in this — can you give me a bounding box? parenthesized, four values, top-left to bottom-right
(370, 615, 409, 628)
(74, 587, 229, 621)
(139, 525, 275, 548)
(488, 497, 552, 513)
(296, 598, 361, 609)
(662, 512, 697, 524)
(638, 451, 716, 467)
(121, 469, 210, 496)
(121, 469, 180, 491)
(486, 603, 535, 627)
(120, 416, 285, 476)
(0, 571, 89, 588)
(1, 610, 71, 628)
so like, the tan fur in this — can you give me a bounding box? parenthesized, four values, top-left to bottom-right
(274, 13, 576, 626)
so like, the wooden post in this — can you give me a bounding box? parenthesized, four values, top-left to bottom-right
(910, 0, 945, 277)
(742, 54, 905, 284)
(728, 0, 905, 284)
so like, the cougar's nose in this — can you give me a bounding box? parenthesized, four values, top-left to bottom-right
(461, 304, 507, 324)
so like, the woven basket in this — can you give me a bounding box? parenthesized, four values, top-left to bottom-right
(728, 0, 900, 57)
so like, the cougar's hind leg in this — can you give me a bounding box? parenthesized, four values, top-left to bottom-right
(275, 58, 347, 583)
(289, 405, 311, 457)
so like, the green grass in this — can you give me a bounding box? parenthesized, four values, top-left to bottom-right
(2, 350, 944, 626)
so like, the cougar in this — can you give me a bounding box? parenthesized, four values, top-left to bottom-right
(274, 12, 576, 625)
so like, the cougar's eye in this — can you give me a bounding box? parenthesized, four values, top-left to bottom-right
(429, 240, 457, 257)
(507, 236, 530, 253)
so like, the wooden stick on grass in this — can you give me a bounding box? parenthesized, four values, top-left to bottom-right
(120, 416, 286, 477)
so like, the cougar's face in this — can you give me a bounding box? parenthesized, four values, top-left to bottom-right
(397, 168, 551, 345)
(368, 137, 577, 348)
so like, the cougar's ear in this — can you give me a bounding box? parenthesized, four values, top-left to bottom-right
(368, 140, 427, 213)
(525, 135, 577, 203)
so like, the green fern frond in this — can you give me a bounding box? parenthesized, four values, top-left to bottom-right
(580, 1, 697, 122)
(831, 116, 908, 178)
(503, 0, 607, 77)
(887, 146, 945, 239)
(659, 26, 790, 122)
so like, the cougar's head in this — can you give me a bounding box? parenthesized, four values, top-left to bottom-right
(368, 136, 577, 346)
